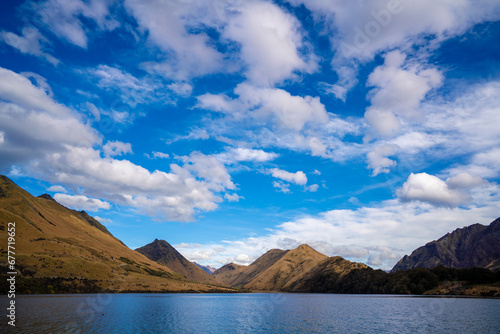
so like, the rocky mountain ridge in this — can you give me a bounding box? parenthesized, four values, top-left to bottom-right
(392, 218, 500, 272)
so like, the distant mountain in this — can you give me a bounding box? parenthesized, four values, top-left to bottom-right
(0, 175, 232, 293)
(194, 262, 217, 275)
(136, 239, 222, 285)
(214, 244, 368, 292)
(392, 217, 500, 272)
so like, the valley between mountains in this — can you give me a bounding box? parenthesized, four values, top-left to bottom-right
(1, 175, 499, 296)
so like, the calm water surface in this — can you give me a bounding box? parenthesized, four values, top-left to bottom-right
(4, 293, 500, 333)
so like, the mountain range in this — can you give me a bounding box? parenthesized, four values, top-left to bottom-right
(213, 244, 369, 291)
(0, 175, 231, 293)
(0, 175, 499, 295)
(391, 218, 500, 272)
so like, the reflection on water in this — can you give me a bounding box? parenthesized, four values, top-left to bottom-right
(4, 293, 500, 333)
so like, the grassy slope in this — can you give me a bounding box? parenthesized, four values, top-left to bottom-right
(0, 176, 233, 293)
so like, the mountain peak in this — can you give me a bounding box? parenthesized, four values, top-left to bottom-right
(295, 244, 314, 251)
(38, 193, 56, 202)
(136, 239, 222, 285)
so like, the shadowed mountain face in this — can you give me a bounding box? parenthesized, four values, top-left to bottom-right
(136, 239, 222, 285)
(391, 218, 500, 272)
(289, 256, 369, 292)
(0, 175, 231, 293)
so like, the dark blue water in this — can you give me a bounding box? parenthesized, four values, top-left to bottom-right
(3, 294, 500, 333)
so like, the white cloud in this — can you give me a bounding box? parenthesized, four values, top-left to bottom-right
(199, 84, 329, 132)
(0, 27, 59, 65)
(171, 194, 500, 269)
(0, 131, 4, 144)
(29, 0, 118, 48)
(54, 193, 111, 212)
(152, 152, 170, 159)
(89, 65, 171, 107)
(224, 1, 316, 85)
(124, 0, 225, 80)
(0, 67, 240, 222)
(446, 172, 484, 189)
(224, 193, 243, 202)
(273, 181, 291, 194)
(365, 51, 443, 137)
(0, 67, 99, 170)
(268, 168, 307, 186)
(47, 185, 67, 193)
(367, 144, 398, 176)
(181, 152, 236, 193)
(195, 82, 362, 161)
(289, 0, 500, 93)
(397, 173, 469, 207)
(365, 80, 500, 177)
(216, 147, 278, 164)
(167, 82, 193, 97)
(31, 146, 237, 222)
(305, 184, 319, 192)
(103, 141, 133, 157)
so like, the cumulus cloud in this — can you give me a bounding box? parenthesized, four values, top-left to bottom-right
(103, 141, 133, 157)
(365, 51, 443, 137)
(397, 173, 469, 207)
(181, 152, 236, 193)
(32, 147, 236, 221)
(54, 193, 111, 212)
(0, 67, 239, 222)
(446, 172, 485, 189)
(268, 168, 307, 186)
(0, 27, 58, 65)
(365, 80, 500, 177)
(0, 67, 99, 170)
(367, 144, 398, 176)
(199, 83, 329, 132)
(224, 1, 316, 85)
(216, 147, 278, 164)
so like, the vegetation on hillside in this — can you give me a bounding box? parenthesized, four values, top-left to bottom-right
(299, 266, 500, 296)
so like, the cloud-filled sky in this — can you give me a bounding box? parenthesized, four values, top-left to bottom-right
(1, 0, 499, 270)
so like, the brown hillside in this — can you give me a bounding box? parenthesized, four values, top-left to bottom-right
(213, 248, 288, 287)
(212, 263, 247, 286)
(0, 175, 232, 293)
(136, 239, 223, 285)
(244, 244, 329, 291)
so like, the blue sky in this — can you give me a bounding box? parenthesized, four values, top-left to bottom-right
(1, 0, 500, 270)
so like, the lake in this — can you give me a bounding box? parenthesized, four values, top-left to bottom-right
(4, 293, 500, 333)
